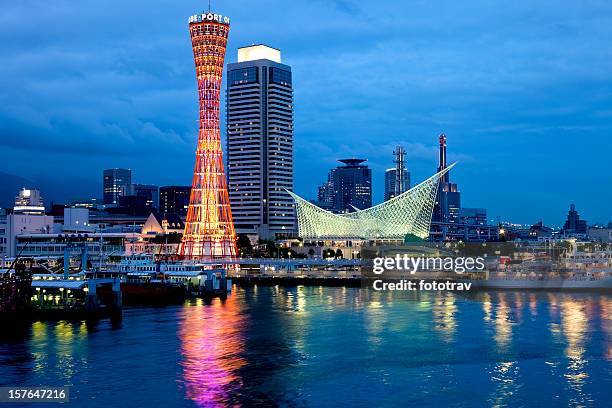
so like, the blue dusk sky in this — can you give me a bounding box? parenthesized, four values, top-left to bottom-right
(1, 0, 611, 226)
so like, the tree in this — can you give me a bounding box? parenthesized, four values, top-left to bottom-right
(237, 234, 253, 255)
(322, 249, 333, 259)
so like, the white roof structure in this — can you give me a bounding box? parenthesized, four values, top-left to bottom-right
(289, 164, 456, 240)
(31, 280, 88, 290)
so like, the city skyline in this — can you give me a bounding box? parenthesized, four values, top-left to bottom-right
(1, 1, 611, 225)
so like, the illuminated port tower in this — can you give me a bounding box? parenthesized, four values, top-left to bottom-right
(179, 11, 237, 259)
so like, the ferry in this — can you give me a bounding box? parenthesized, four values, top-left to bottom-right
(103, 254, 232, 300)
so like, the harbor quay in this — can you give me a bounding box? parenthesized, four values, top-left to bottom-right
(3, 236, 611, 323)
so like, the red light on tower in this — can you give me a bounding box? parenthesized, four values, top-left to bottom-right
(179, 11, 237, 259)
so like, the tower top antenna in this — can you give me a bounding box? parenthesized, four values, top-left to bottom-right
(208, 0, 211, 12)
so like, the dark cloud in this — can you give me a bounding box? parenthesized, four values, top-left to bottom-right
(1, 0, 611, 224)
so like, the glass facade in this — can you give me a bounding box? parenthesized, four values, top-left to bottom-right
(269, 67, 292, 86)
(228, 67, 258, 85)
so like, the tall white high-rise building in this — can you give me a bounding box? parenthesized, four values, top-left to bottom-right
(226, 45, 295, 239)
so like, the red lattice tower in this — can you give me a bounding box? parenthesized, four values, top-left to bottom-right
(179, 11, 237, 259)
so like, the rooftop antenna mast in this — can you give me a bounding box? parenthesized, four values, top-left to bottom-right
(208, 0, 211, 12)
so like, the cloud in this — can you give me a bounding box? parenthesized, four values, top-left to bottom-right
(0, 0, 611, 223)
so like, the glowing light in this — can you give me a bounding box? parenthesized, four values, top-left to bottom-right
(289, 164, 455, 240)
(237, 45, 281, 63)
(179, 13, 237, 260)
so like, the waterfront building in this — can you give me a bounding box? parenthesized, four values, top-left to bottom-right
(0, 189, 54, 258)
(457, 208, 487, 226)
(142, 212, 185, 235)
(433, 134, 460, 223)
(528, 221, 554, 239)
(159, 186, 191, 217)
(133, 184, 159, 210)
(384, 146, 410, 202)
(428, 220, 499, 242)
(226, 44, 295, 239)
(589, 226, 612, 242)
(63, 208, 91, 232)
(290, 165, 453, 240)
(562, 204, 587, 235)
(103, 168, 132, 205)
(13, 232, 135, 264)
(13, 188, 46, 215)
(179, 10, 237, 259)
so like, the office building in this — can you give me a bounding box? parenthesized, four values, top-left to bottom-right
(133, 184, 159, 210)
(433, 134, 460, 223)
(314, 178, 334, 211)
(320, 159, 372, 214)
(562, 204, 587, 235)
(226, 44, 295, 239)
(0, 188, 54, 258)
(13, 188, 45, 215)
(457, 208, 487, 226)
(159, 186, 191, 217)
(103, 168, 132, 205)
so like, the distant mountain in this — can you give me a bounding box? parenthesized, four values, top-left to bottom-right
(0, 171, 34, 208)
(0, 170, 100, 209)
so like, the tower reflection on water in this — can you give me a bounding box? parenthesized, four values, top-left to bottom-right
(4, 288, 608, 407)
(178, 297, 246, 407)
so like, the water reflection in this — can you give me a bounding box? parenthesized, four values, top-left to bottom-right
(560, 299, 591, 406)
(488, 361, 521, 407)
(178, 298, 246, 407)
(600, 297, 612, 360)
(29, 320, 88, 383)
(432, 293, 457, 342)
(493, 293, 513, 351)
(482, 292, 493, 322)
(529, 293, 538, 318)
(0, 288, 610, 407)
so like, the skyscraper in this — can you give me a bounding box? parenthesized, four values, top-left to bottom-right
(562, 203, 588, 235)
(384, 146, 410, 201)
(103, 168, 132, 205)
(179, 11, 237, 259)
(226, 44, 295, 239)
(159, 186, 191, 217)
(323, 159, 372, 214)
(433, 134, 460, 223)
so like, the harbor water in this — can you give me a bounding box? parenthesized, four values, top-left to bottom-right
(1, 286, 611, 407)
